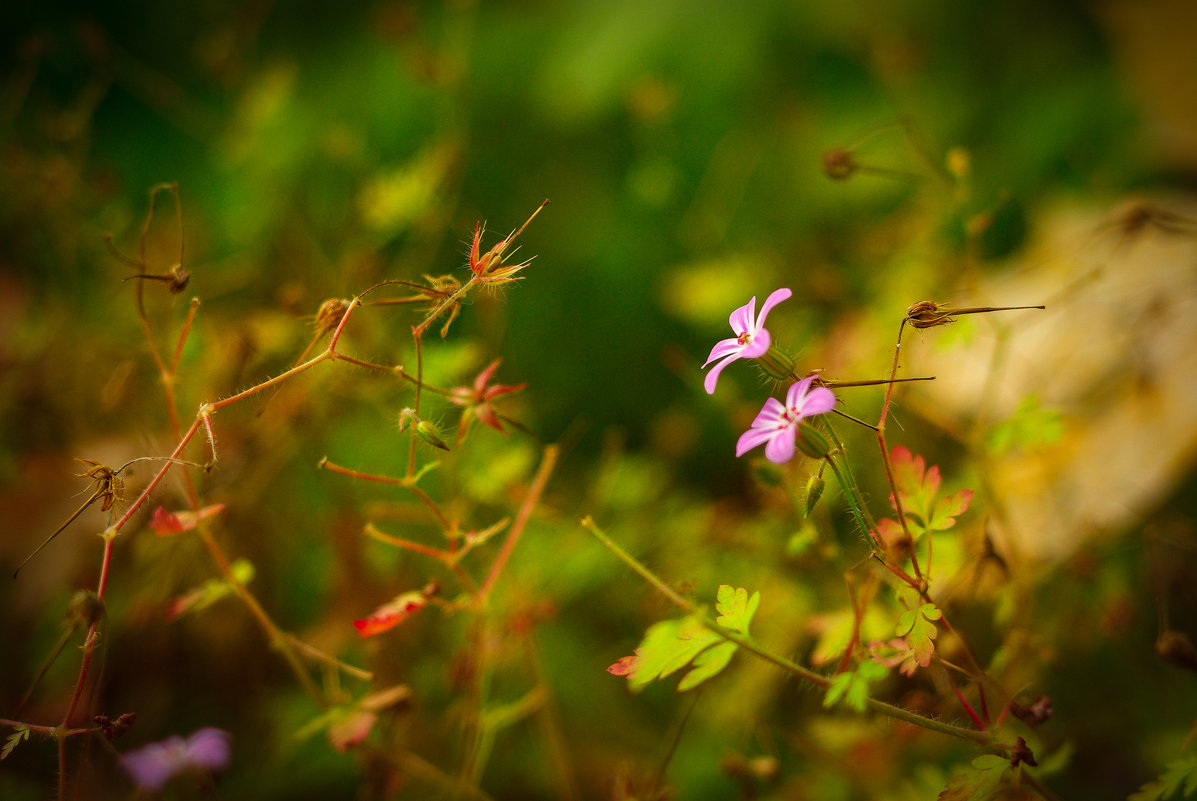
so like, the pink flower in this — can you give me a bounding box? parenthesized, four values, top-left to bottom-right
(735, 375, 836, 463)
(701, 288, 791, 394)
(119, 727, 231, 792)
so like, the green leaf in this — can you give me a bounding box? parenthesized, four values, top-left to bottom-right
(627, 585, 759, 693)
(823, 660, 888, 712)
(1129, 754, 1197, 801)
(987, 395, 1064, 455)
(810, 606, 892, 667)
(938, 754, 1009, 801)
(896, 603, 942, 675)
(1, 726, 30, 760)
(715, 585, 760, 633)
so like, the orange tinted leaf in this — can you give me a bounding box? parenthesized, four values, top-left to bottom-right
(353, 591, 427, 637)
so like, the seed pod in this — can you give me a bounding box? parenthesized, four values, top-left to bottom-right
(803, 475, 825, 517)
(757, 345, 796, 383)
(794, 424, 832, 459)
(416, 420, 450, 451)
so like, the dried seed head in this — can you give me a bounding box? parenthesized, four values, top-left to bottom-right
(166, 265, 191, 294)
(68, 589, 106, 628)
(905, 300, 954, 329)
(315, 298, 352, 336)
(821, 148, 858, 181)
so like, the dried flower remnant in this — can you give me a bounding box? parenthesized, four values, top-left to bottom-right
(150, 504, 226, 536)
(449, 358, 527, 442)
(735, 375, 836, 464)
(469, 199, 549, 285)
(702, 287, 792, 394)
(119, 727, 231, 792)
(821, 148, 858, 180)
(314, 298, 352, 336)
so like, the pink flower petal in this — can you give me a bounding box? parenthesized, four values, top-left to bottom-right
(702, 337, 743, 367)
(736, 427, 776, 457)
(738, 326, 771, 359)
(764, 428, 796, 463)
(729, 296, 757, 334)
(703, 351, 742, 394)
(755, 287, 792, 327)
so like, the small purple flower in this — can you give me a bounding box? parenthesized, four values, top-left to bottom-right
(119, 727, 231, 792)
(701, 287, 792, 394)
(735, 374, 836, 463)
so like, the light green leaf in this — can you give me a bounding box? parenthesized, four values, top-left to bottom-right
(938, 754, 1009, 801)
(1129, 754, 1197, 801)
(896, 603, 941, 675)
(1, 726, 30, 760)
(823, 660, 888, 712)
(627, 585, 759, 693)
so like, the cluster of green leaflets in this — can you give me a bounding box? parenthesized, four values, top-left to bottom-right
(627, 585, 760, 693)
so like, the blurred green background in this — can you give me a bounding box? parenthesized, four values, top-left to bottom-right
(2, 0, 1196, 799)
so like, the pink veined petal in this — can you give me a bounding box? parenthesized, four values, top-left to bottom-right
(728, 297, 757, 334)
(738, 326, 771, 359)
(755, 288, 792, 329)
(749, 397, 786, 428)
(702, 336, 744, 367)
(764, 427, 797, 463)
(703, 351, 742, 394)
(785, 375, 818, 407)
(736, 426, 777, 457)
(797, 386, 837, 417)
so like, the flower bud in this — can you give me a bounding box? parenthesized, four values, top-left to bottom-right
(794, 424, 832, 459)
(803, 475, 825, 516)
(415, 420, 450, 451)
(756, 345, 796, 383)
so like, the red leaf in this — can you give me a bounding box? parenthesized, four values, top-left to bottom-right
(607, 652, 640, 678)
(151, 506, 185, 535)
(353, 592, 427, 638)
(150, 504, 227, 536)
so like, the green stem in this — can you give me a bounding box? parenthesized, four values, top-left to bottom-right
(580, 516, 995, 748)
(823, 456, 871, 543)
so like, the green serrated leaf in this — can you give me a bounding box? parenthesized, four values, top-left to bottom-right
(1129, 754, 1197, 801)
(627, 585, 759, 693)
(896, 604, 941, 675)
(938, 754, 1009, 801)
(1, 726, 30, 760)
(678, 640, 737, 691)
(823, 660, 888, 712)
(715, 585, 759, 634)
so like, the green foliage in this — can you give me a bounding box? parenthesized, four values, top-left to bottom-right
(937, 755, 1010, 801)
(1, 726, 30, 760)
(823, 660, 887, 712)
(1129, 755, 1197, 801)
(987, 395, 1065, 455)
(628, 585, 759, 693)
(896, 602, 942, 675)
